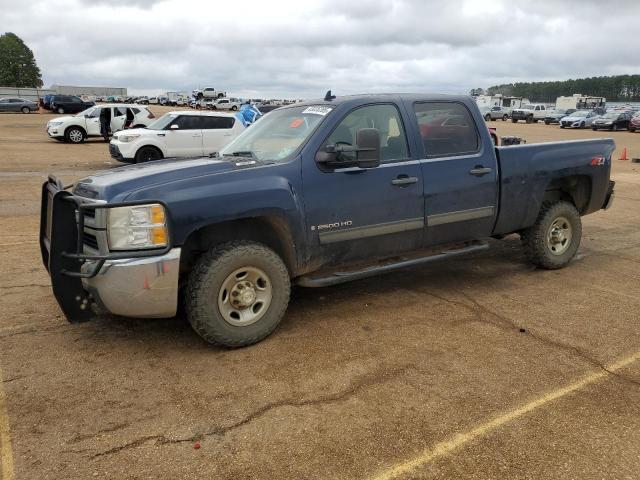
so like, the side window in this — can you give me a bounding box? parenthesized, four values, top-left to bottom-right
(413, 102, 479, 158)
(131, 108, 140, 115)
(172, 115, 199, 129)
(325, 104, 409, 163)
(114, 107, 126, 116)
(200, 116, 235, 129)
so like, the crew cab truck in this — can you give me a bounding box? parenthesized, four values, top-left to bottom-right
(511, 104, 547, 123)
(40, 93, 616, 348)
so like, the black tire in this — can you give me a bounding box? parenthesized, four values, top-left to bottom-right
(21, 106, 30, 114)
(186, 241, 290, 347)
(580, 122, 585, 129)
(57, 106, 65, 114)
(592, 126, 598, 131)
(135, 146, 163, 163)
(484, 114, 491, 121)
(502, 114, 509, 121)
(560, 124, 565, 129)
(629, 127, 636, 133)
(526, 116, 533, 124)
(521, 201, 582, 270)
(512, 118, 518, 123)
(545, 120, 551, 125)
(231, 105, 238, 111)
(612, 124, 618, 131)
(64, 126, 85, 143)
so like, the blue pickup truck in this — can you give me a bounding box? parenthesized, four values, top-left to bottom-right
(40, 93, 616, 347)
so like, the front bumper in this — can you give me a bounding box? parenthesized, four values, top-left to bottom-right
(109, 142, 135, 162)
(40, 176, 177, 322)
(81, 248, 180, 318)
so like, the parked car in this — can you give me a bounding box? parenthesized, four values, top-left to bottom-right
(560, 110, 599, 129)
(0, 97, 39, 113)
(48, 95, 95, 114)
(481, 106, 510, 121)
(40, 93, 616, 347)
(108, 111, 245, 163)
(211, 98, 242, 111)
(544, 109, 575, 125)
(46, 104, 155, 143)
(148, 97, 159, 105)
(627, 114, 640, 132)
(592, 111, 632, 131)
(136, 96, 149, 105)
(511, 104, 548, 123)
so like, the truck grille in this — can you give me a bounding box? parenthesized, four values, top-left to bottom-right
(83, 231, 99, 250)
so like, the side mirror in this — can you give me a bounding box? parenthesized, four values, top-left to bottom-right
(315, 128, 381, 169)
(354, 128, 381, 168)
(170, 124, 179, 130)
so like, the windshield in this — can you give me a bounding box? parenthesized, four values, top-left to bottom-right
(571, 110, 589, 117)
(146, 113, 178, 130)
(219, 105, 331, 162)
(75, 107, 96, 117)
(601, 112, 619, 119)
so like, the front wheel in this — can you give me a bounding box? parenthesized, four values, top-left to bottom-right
(135, 146, 163, 163)
(580, 122, 585, 129)
(629, 127, 636, 133)
(512, 118, 518, 123)
(502, 114, 509, 121)
(186, 241, 291, 347)
(612, 124, 618, 131)
(231, 105, 238, 111)
(521, 201, 582, 269)
(484, 114, 491, 121)
(21, 106, 30, 114)
(544, 120, 550, 125)
(57, 107, 65, 114)
(64, 127, 85, 143)
(526, 116, 533, 124)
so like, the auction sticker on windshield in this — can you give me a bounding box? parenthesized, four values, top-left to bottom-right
(302, 106, 333, 116)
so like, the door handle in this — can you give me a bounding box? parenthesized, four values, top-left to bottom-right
(192, 134, 202, 137)
(391, 175, 418, 186)
(469, 166, 493, 176)
(157, 133, 165, 137)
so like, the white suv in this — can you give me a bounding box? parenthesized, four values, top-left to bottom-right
(109, 111, 245, 163)
(46, 104, 155, 143)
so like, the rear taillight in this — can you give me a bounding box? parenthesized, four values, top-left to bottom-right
(147, 112, 155, 119)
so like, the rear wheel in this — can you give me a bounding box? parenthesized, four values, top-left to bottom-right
(521, 201, 582, 269)
(544, 120, 550, 125)
(526, 116, 533, 124)
(484, 114, 491, 121)
(64, 126, 85, 144)
(592, 126, 598, 131)
(231, 105, 238, 111)
(512, 118, 518, 123)
(134, 146, 163, 163)
(612, 124, 618, 131)
(21, 106, 30, 114)
(57, 106, 65, 114)
(186, 241, 290, 347)
(502, 114, 509, 121)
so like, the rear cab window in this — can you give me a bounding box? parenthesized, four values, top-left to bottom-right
(413, 102, 480, 158)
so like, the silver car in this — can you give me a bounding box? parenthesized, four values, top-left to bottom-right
(482, 106, 510, 121)
(0, 97, 39, 113)
(559, 110, 599, 129)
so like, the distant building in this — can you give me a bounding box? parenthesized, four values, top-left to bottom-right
(50, 85, 127, 97)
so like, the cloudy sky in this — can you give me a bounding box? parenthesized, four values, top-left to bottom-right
(1, 0, 638, 98)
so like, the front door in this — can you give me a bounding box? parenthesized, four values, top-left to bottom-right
(85, 107, 102, 136)
(111, 107, 127, 133)
(164, 115, 204, 157)
(411, 101, 498, 246)
(302, 103, 424, 267)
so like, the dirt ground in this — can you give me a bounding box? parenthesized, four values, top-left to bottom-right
(1, 108, 640, 480)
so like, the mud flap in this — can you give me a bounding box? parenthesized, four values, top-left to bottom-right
(41, 185, 96, 323)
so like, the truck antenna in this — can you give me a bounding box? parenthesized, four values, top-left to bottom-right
(324, 90, 336, 101)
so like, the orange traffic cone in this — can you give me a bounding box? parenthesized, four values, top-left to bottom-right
(619, 147, 629, 161)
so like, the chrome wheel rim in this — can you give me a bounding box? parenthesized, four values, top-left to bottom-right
(69, 129, 83, 143)
(546, 216, 572, 255)
(218, 266, 272, 327)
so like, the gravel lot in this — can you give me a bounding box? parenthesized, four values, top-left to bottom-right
(1, 108, 640, 480)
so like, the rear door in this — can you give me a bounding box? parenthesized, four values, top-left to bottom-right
(412, 101, 498, 246)
(165, 115, 204, 157)
(201, 115, 237, 155)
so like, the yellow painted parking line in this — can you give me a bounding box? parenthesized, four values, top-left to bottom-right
(370, 351, 640, 480)
(0, 365, 15, 480)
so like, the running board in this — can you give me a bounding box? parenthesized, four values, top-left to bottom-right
(296, 241, 489, 288)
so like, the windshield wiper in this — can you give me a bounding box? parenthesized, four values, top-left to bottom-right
(223, 151, 255, 158)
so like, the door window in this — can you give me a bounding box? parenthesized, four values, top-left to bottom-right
(413, 102, 479, 158)
(200, 116, 235, 129)
(171, 115, 200, 129)
(325, 104, 409, 163)
(114, 107, 126, 116)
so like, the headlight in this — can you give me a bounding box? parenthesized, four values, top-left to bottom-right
(49, 121, 63, 127)
(115, 134, 140, 143)
(107, 204, 168, 250)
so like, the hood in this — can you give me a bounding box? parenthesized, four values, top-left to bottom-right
(73, 156, 270, 201)
(562, 115, 587, 122)
(112, 127, 155, 139)
(48, 115, 75, 124)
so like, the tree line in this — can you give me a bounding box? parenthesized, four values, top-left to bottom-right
(0, 32, 43, 87)
(471, 75, 640, 103)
